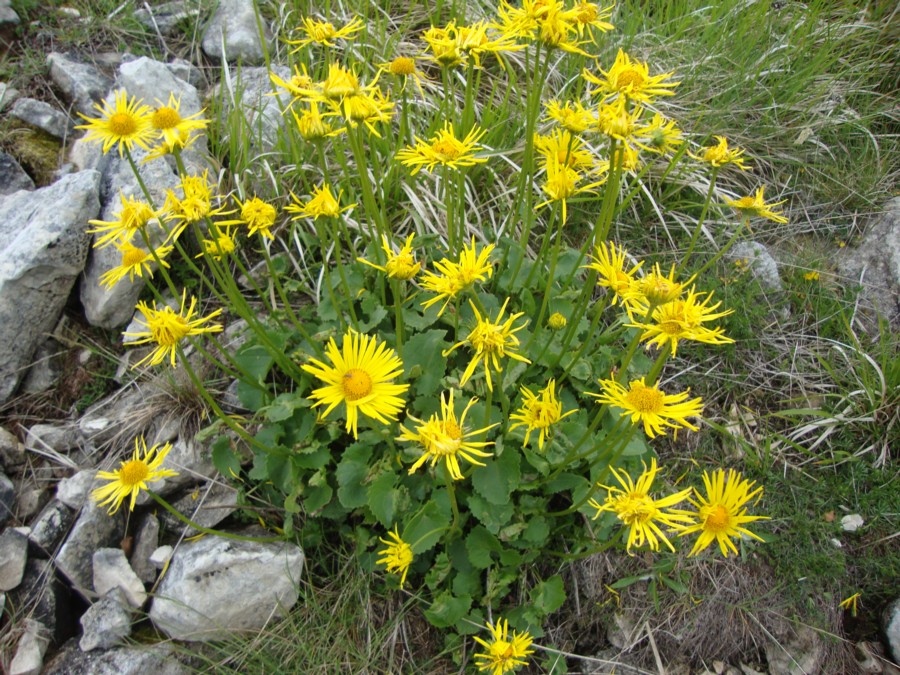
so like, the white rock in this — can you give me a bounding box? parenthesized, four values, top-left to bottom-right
(24, 423, 77, 453)
(829, 538, 843, 548)
(79, 587, 133, 652)
(9, 619, 50, 675)
(728, 241, 783, 292)
(55, 499, 124, 595)
(0, 528, 28, 591)
(93, 548, 147, 608)
(9, 98, 73, 139)
(56, 470, 98, 509)
(149, 536, 304, 641)
(149, 545, 174, 569)
(841, 513, 864, 532)
(201, 0, 272, 65)
(46, 52, 113, 116)
(883, 598, 900, 663)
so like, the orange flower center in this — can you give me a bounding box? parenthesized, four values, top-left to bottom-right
(705, 504, 730, 532)
(108, 112, 138, 136)
(432, 138, 462, 160)
(122, 246, 147, 267)
(342, 368, 373, 401)
(120, 459, 149, 486)
(152, 106, 182, 130)
(442, 420, 462, 441)
(625, 385, 663, 414)
(616, 68, 645, 90)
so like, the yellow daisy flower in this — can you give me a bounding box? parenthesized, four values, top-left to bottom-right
(627, 263, 691, 308)
(286, 184, 356, 220)
(473, 618, 535, 675)
(76, 90, 155, 156)
(397, 122, 488, 174)
(87, 193, 160, 248)
(633, 113, 683, 155)
(334, 87, 395, 136)
(99, 241, 172, 289)
(196, 225, 237, 261)
(509, 379, 575, 451)
(545, 99, 595, 134)
(288, 15, 365, 50)
(358, 234, 421, 280)
(301, 331, 409, 439)
(569, 1, 615, 39)
(163, 171, 231, 241)
(399, 390, 496, 480)
(536, 161, 605, 224)
(725, 186, 788, 223)
(123, 291, 223, 368)
(628, 287, 734, 356)
(587, 377, 704, 439)
(533, 4, 590, 56)
(148, 93, 208, 152)
(380, 55, 428, 96)
(534, 129, 594, 172)
(689, 135, 749, 169)
(291, 101, 336, 141)
(235, 196, 277, 239)
(588, 458, 694, 553)
(585, 241, 644, 306)
(420, 238, 495, 315)
(547, 312, 567, 330)
(455, 20, 526, 67)
(269, 64, 315, 109)
(92, 436, 178, 514)
(583, 49, 679, 103)
(376, 526, 414, 588)
(596, 97, 643, 141)
(678, 468, 767, 557)
(443, 298, 531, 392)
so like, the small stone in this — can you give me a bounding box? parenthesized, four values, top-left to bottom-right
(0, 82, 20, 112)
(883, 598, 900, 663)
(9, 619, 50, 675)
(0, 151, 35, 196)
(10, 560, 68, 641)
(728, 241, 784, 292)
(27, 499, 75, 555)
(0, 1, 20, 26)
(149, 545, 173, 569)
(55, 500, 124, 596)
(56, 470, 98, 509)
(829, 538, 843, 548)
(841, 513, 865, 532)
(0, 471, 14, 525)
(159, 481, 238, 535)
(9, 98, 73, 140)
(46, 53, 113, 116)
(134, 1, 200, 35)
(855, 641, 885, 674)
(16, 486, 46, 522)
(79, 587, 133, 652)
(24, 423, 77, 453)
(130, 514, 160, 584)
(0, 528, 28, 590)
(20, 338, 64, 394)
(201, 0, 273, 64)
(0, 425, 25, 470)
(44, 639, 189, 674)
(93, 547, 147, 608)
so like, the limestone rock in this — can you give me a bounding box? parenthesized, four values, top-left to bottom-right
(149, 545, 173, 569)
(0, 527, 28, 590)
(130, 513, 159, 584)
(79, 587, 133, 652)
(149, 536, 304, 640)
(201, 0, 272, 65)
(44, 639, 189, 675)
(0, 471, 13, 525)
(152, 437, 217, 495)
(764, 624, 824, 675)
(134, 1, 200, 35)
(9, 619, 50, 675)
(0, 150, 35, 195)
(20, 337, 65, 394)
(213, 65, 289, 155)
(56, 470, 99, 509)
(0, 82, 20, 112)
(0, 425, 25, 470)
(729, 241, 783, 292)
(0, 0, 20, 27)
(10, 98, 73, 140)
(92, 547, 147, 608)
(159, 481, 238, 535)
(55, 500, 125, 596)
(0, 171, 101, 403)
(884, 597, 900, 663)
(47, 52, 113, 116)
(10, 560, 72, 642)
(28, 499, 75, 556)
(25, 423, 78, 454)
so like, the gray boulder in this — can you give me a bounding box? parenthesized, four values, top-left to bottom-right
(134, 1, 200, 35)
(47, 53, 113, 117)
(130, 513, 159, 583)
(0, 150, 35, 195)
(56, 470, 99, 509)
(79, 587, 133, 652)
(159, 481, 238, 536)
(0, 527, 28, 590)
(0, 171, 100, 403)
(214, 65, 289, 156)
(149, 536, 304, 640)
(201, 0, 272, 64)
(27, 499, 75, 556)
(10, 98, 73, 140)
(884, 597, 900, 663)
(9, 619, 50, 675)
(44, 639, 189, 675)
(92, 547, 147, 608)
(55, 499, 125, 597)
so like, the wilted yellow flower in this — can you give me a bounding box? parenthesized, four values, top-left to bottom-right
(397, 122, 488, 174)
(359, 234, 421, 280)
(124, 291, 223, 368)
(627, 263, 690, 308)
(583, 49, 679, 103)
(286, 184, 356, 220)
(545, 99, 595, 134)
(321, 63, 361, 100)
(587, 377, 703, 439)
(399, 390, 496, 480)
(628, 287, 734, 355)
(839, 593, 861, 617)
(76, 90, 154, 156)
(99, 241, 172, 289)
(92, 436, 178, 514)
(235, 196, 277, 238)
(87, 193, 160, 248)
(420, 238, 495, 314)
(473, 618, 535, 675)
(690, 135, 748, 169)
(291, 101, 335, 140)
(588, 458, 694, 553)
(725, 186, 788, 223)
(163, 171, 230, 241)
(288, 16, 365, 50)
(376, 526, 413, 587)
(443, 297, 531, 392)
(510, 379, 575, 450)
(336, 87, 395, 136)
(596, 97, 643, 141)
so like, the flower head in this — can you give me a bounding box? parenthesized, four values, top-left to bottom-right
(87, 193, 160, 248)
(634, 113, 683, 155)
(535, 129, 594, 172)
(690, 135, 749, 169)
(92, 436, 178, 514)
(839, 593, 861, 617)
(510, 379, 575, 450)
(677, 468, 767, 557)
(585, 241, 643, 306)
(76, 90, 154, 156)
(235, 196, 277, 238)
(473, 618, 535, 675)
(397, 122, 488, 174)
(627, 263, 691, 309)
(163, 171, 230, 241)
(196, 225, 237, 261)
(286, 184, 356, 220)
(443, 298, 531, 392)
(124, 292, 223, 368)
(291, 101, 336, 140)
(548, 312, 567, 330)
(537, 160, 605, 224)
(596, 97, 643, 141)
(583, 49, 679, 103)
(301, 331, 409, 439)
(289, 16, 365, 50)
(400, 390, 496, 480)
(269, 64, 315, 109)
(420, 238, 494, 315)
(725, 186, 788, 223)
(99, 241, 172, 289)
(147, 93, 208, 154)
(359, 234, 421, 280)
(628, 287, 734, 356)
(587, 377, 703, 439)
(380, 56, 428, 97)
(545, 99, 595, 134)
(376, 526, 413, 587)
(588, 458, 694, 552)
(569, 1, 615, 38)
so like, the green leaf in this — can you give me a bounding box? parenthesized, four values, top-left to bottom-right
(466, 525, 502, 569)
(359, 293, 389, 332)
(660, 574, 689, 595)
(305, 481, 333, 513)
(367, 471, 399, 527)
(404, 498, 451, 554)
(233, 343, 275, 381)
(568, 358, 593, 382)
(471, 446, 520, 506)
(403, 302, 440, 331)
(292, 446, 330, 470)
(211, 436, 241, 479)
(530, 575, 566, 616)
(267, 454, 291, 493)
(554, 247, 583, 282)
(424, 591, 471, 628)
(467, 493, 514, 534)
(265, 392, 307, 423)
(336, 444, 374, 509)
(522, 517, 550, 546)
(401, 329, 449, 398)
(237, 380, 269, 411)
(452, 568, 482, 598)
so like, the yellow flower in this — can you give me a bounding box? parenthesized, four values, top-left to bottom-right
(583, 49, 679, 103)
(443, 298, 531, 392)
(422, 24, 464, 67)
(291, 102, 335, 140)
(839, 593, 861, 618)
(124, 291, 223, 368)
(286, 184, 356, 220)
(358, 234, 421, 280)
(235, 196, 277, 238)
(163, 171, 230, 241)
(420, 238, 495, 315)
(545, 99, 595, 134)
(534, 129, 594, 172)
(678, 468, 767, 557)
(596, 97, 643, 141)
(690, 135, 749, 169)
(92, 436, 178, 514)
(627, 263, 691, 308)
(536, 160, 605, 224)
(196, 225, 237, 261)
(301, 331, 409, 439)
(509, 379, 575, 450)
(99, 241, 172, 289)
(288, 16, 365, 50)
(396, 122, 488, 174)
(87, 193, 159, 248)
(334, 87, 394, 136)
(585, 241, 643, 306)
(473, 618, 535, 675)
(634, 113, 683, 155)
(76, 90, 155, 156)
(321, 63, 361, 100)
(725, 186, 788, 223)
(588, 458, 694, 553)
(399, 390, 496, 480)
(569, 1, 615, 39)
(587, 377, 704, 439)
(533, 4, 590, 55)
(804, 270, 820, 281)
(628, 288, 734, 356)
(148, 93, 208, 153)
(455, 20, 526, 67)
(269, 64, 315, 108)
(376, 526, 413, 588)
(547, 312, 567, 330)
(380, 55, 428, 96)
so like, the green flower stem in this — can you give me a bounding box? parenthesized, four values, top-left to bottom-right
(346, 127, 387, 261)
(258, 242, 322, 353)
(692, 215, 749, 278)
(644, 343, 672, 387)
(525, 203, 564, 351)
(443, 164, 456, 256)
(554, 301, 605, 384)
(311, 220, 348, 332)
(594, 138, 622, 246)
(615, 324, 648, 384)
(315, 140, 359, 260)
(325, 217, 360, 330)
(678, 167, 719, 274)
(148, 491, 285, 543)
(445, 473, 461, 538)
(547, 411, 627, 483)
(482, 378, 494, 432)
(390, 278, 404, 349)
